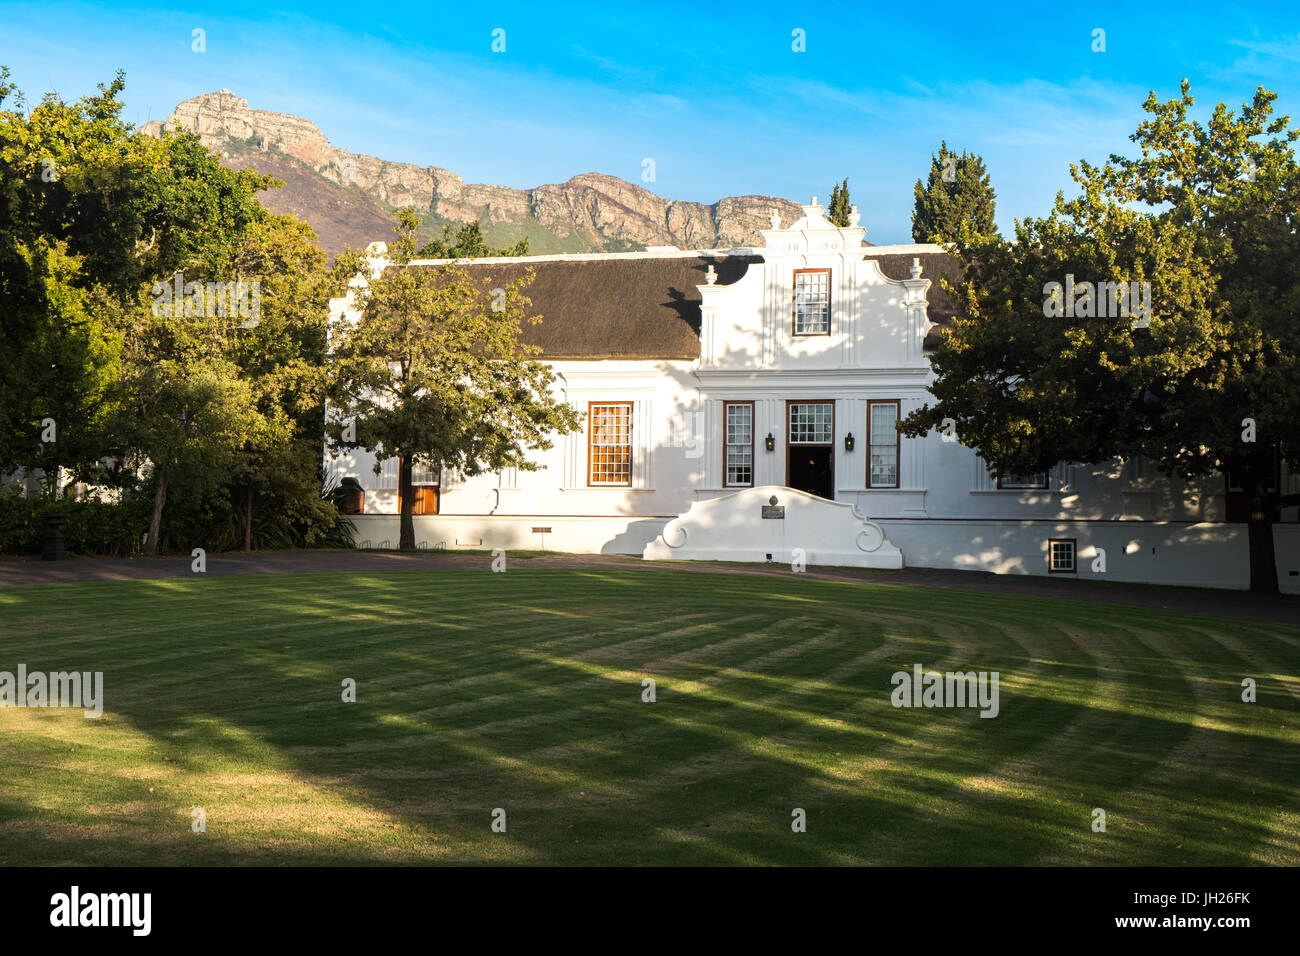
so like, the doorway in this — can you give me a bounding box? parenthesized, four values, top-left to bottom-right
(786, 401, 835, 500)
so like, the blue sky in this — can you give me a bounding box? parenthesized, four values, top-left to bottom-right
(2, 0, 1298, 244)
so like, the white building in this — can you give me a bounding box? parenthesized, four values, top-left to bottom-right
(327, 200, 1300, 592)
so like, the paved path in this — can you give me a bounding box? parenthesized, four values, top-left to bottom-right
(0, 550, 1295, 624)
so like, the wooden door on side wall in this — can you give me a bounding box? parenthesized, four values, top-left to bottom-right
(410, 485, 439, 515)
(407, 462, 440, 516)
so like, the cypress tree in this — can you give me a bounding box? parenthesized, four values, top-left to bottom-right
(911, 142, 997, 243)
(827, 178, 852, 226)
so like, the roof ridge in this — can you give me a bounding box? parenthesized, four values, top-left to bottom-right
(409, 248, 760, 267)
(406, 241, 946, 268)
(863, 243, 947, 256)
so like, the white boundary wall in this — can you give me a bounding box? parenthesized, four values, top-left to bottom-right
(345, 514, 1300, 593)
(347, 513, 668, 556)
(878, 519, 1300, 594)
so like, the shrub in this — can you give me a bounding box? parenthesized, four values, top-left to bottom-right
(0, 490, 151, 556)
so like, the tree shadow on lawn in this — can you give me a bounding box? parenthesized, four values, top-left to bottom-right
(1, 570, 1297, 865)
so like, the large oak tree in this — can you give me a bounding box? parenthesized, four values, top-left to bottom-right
(903, 81, 1300, 592)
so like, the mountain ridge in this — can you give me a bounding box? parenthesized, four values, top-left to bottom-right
(140, 90, 808, 255)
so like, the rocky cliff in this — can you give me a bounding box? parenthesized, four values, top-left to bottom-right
(141, 90, 806, 255)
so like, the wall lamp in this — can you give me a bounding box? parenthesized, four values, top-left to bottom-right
(844, 432, 856, 452)
(764, 433, 776, 452)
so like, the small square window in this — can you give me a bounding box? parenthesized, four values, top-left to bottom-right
(1048, 538, 1076, 574)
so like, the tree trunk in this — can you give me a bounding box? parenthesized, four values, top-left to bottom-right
(244, 484, 254, 552)
(1246, 480, 1279, 594)
(398, 454, 415, 550)
(145, 468, 167, 556)
(45, 463, 60, 501)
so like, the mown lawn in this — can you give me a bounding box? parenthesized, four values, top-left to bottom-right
(0, 567, 1296, 865)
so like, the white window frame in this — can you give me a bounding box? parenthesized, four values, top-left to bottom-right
(867, 400, 900, 489)
(723, 401, 754, 487)
(792, 268, 831, 336)
(1048, 538, 1076, 573)
(587, 402, 633, 487)
(789, 402, 834, 445)
(998, 471, 1049, 490)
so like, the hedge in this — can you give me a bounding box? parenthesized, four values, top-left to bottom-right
(0, 491, 150, 557)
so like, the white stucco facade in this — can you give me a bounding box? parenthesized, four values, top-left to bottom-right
(325, 203, 1300, 592)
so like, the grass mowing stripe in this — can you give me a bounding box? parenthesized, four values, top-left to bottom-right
(0, 568, 1294, 866)
(1118, 623, 1296, 863)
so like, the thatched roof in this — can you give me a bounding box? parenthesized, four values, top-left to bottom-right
(413, 254, 759, 360)
(410, 248, 961, 360)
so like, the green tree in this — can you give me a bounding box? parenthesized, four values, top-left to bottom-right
(106, 124, 287, 554)
(327, 210, 581, 550)
(911, 141, 998, 243)
(1, 69, 349, 555)
(827, 179, 852, 226)
(223, 212, 336, 550)
(2, 70, 283, 499)
(901, 81, 1300, 592)
(107, 271, 265, 554)
(0, 69, 135, 487)
(417, 219, 529, 259)
(1, 237, 122, 497)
